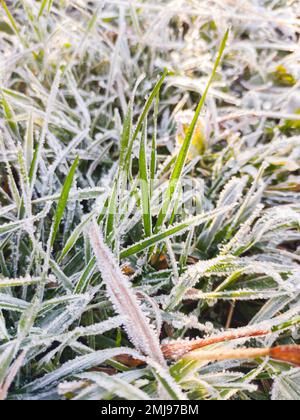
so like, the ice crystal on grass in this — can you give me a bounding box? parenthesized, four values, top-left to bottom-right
(89, 220, 166, 367)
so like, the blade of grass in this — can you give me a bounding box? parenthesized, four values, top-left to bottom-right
(74, 256, 96, 294)
(0, 0, 27, 47)
(29, 70, 61, 191)
(105, 180, 118, 241)
(155, 30, 229, 233)
(124, 69, 169, 174)
(120, 205, 233, 259)
(139, 121, 152, 237)
(24, 112, 34, 174)
(150, 93, 159, 198)
(59, 211, 96, 263)
(89, 220, 166, 366)
(38, 0, 53, 18)
(50, 157, 79, 247)
(0, 277, 43, 288)
(1, 94, 20, 139)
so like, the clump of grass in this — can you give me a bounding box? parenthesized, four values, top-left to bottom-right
(0, 0, 300, 401)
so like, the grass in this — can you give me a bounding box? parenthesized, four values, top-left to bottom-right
(0, 0, 300, 401)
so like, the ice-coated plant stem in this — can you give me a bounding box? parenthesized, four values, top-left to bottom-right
(89, 219, 166, 367)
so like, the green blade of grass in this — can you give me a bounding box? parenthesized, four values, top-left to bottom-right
(272, 316, 300, 333)
(120, 206, 233, 259)
(28, 145, 39, 186)
(155, 30, 229, 233)
(24, 112, 34, 174)
(59, 211, 96, 263)
(75, 206, 232, 295)
(150, 93, 159, 198)
(119, 97, 134, 172)
(0, 0, 25, 46)
(124, 69, 169, 174)
(139, 121, 152, 237)
(38, 0, 53, 18)
(50, 157, 79, 247)
(1, 94, 20, 139)
(105, 180, 118, 241)
(74, 256, 96, 294)
(29, 69, 61, 191)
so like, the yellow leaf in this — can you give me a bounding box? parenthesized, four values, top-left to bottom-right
(271, 65, 296, 87)
(175, 110, 208, 159)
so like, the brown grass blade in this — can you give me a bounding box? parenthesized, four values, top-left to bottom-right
(161, 328, 270, 360)
(184, 345, 300, 367)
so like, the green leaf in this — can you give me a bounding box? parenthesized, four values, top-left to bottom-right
(25, 348, 144, 392)
(59, 211, 95, 262)
(0, 345, 16, 386)
(38, 0, 53, 18)
(0, 294, 29, 312)
(120, 206, 232, 259)
(0, 218, 29, 235)
(105, 180, 118, 241)
(50, 157, 79, 247)
(1, 94, 20, 138)
(74, 256, 96, 294)
(155, 30, 229, 232)
(0, 0, 22, 41)
(139, 121, 152, 237)
(124, 69, 169, 170)
(17, 294, 40, 339)
(25, 112, 34, 174)
(119, 98, 133, 172)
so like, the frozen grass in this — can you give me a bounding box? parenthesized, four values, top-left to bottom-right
(0, 0, 300, 400)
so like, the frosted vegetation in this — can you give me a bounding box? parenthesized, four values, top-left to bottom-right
(0, 0, 300, 401)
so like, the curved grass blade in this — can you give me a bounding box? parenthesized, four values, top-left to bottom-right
(74, 256, 96, 294)
(124, 69, 169, 169)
